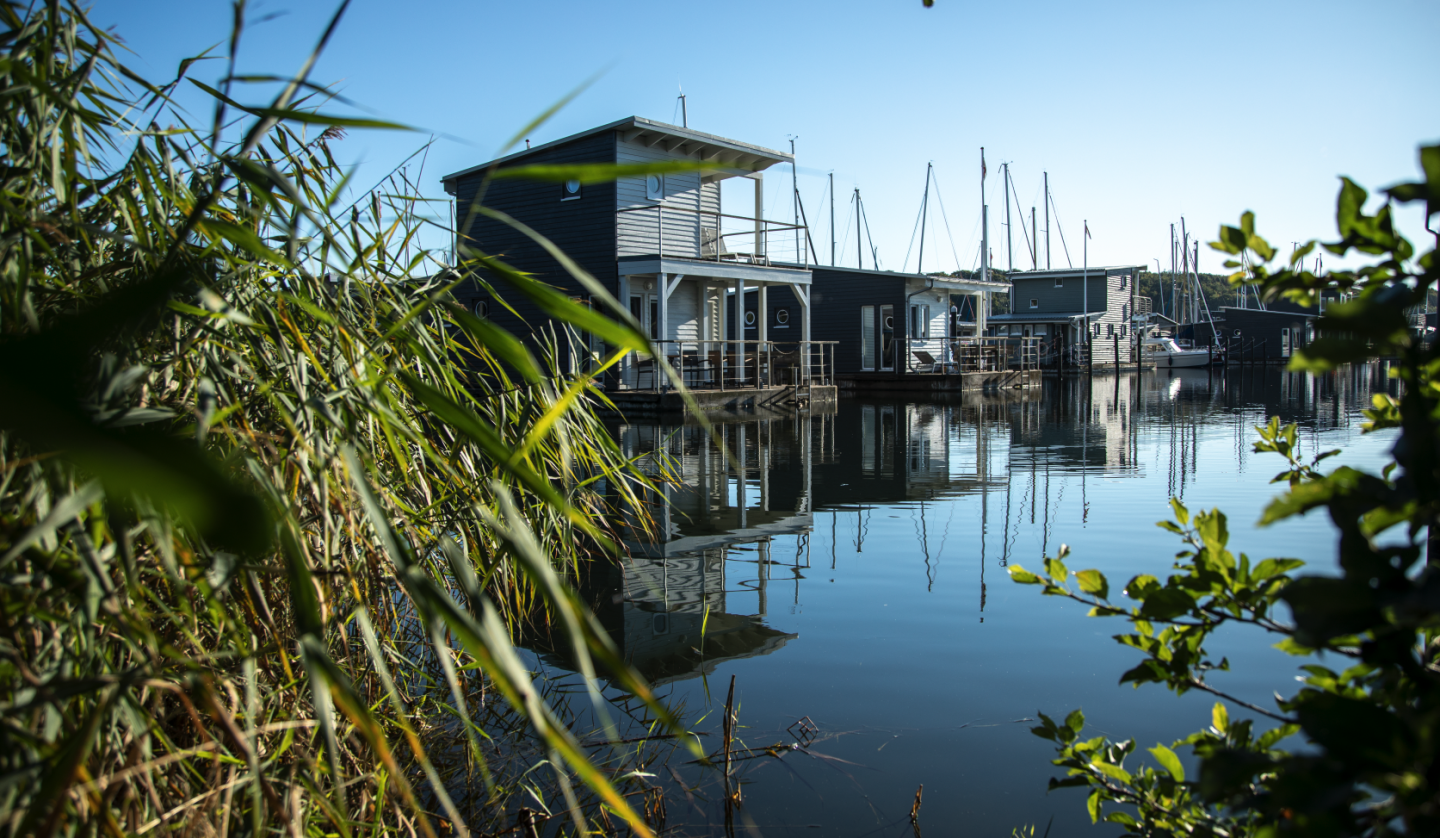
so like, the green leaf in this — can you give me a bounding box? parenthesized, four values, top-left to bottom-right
(1212, 702, 1229, 734)
(1138, 587, 1196, 620)
(1169, 498, 1190, 525)
(247, 107, 413, 131)
(1092, 761, 1133, 785)
(1148, 744, 1185, 782)
(1074, 569, 1109, 599)
(1086, 789, 1102, 823)
(450, 309, 542, 383)
(1009, 566, 1042, 584)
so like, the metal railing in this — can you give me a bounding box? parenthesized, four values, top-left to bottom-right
(900, 336, 1043, 374)
(620, 339, 836, 391)
(616, 204, 809, 266)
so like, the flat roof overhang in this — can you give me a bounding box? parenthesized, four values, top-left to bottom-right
(779, 262, 1007, 293)
(442, 117, 790, 187)
(619, 256, 811, 286)
(927, 277, 1011, 293)
(1009, 265, 1148, 278)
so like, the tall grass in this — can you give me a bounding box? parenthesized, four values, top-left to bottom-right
(0, 2, 696, 835)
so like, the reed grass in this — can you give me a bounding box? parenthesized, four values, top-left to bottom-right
(0, 2, 700, 835)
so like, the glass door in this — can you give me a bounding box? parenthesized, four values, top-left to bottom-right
(880, 305, 895, 371)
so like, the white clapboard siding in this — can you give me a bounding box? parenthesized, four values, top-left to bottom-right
(666, 281, 700, 342)
(617, 137, 702, 257)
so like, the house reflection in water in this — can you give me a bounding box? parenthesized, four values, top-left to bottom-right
(573, 369, 1399, 684)
(595, 408, 837, 685)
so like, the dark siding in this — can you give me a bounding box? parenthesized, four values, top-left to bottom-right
(1010, 272, 1108, 315)
(808, 267, 908, 375)
(450, 132, 618, 367)
(1219, 308, 1315, 360)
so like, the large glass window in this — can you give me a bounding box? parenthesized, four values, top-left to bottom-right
(861, 306, 876, 371)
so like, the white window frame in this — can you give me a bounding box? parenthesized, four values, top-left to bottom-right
(1029, 298, 1039, 309)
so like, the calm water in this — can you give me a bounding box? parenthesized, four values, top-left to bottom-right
(534, 365, 1400, 836)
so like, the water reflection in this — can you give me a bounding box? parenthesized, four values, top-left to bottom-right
(598, 363, 1401, 687)
(524, 364, 1402, 836)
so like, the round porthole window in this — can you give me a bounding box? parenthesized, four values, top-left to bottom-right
(474, 299, 489, 318)
(776, 308, 789, 325)
(884, 315, 894, 330)
(645, 174, 662, 197)
(1233, 328, 1242, 337)
(744, 310, 756, 327)
(564, 179, 580, 196)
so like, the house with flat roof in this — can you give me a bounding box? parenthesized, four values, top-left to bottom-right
(442, 117, 831, 402)
(987, 265, 1145, 368)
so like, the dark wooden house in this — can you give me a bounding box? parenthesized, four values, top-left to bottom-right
(794, 265, 1006, 379)
(1217, 306, 1317, 361)
(441, 117, 816, 391)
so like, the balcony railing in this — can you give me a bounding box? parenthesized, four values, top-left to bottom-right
(620, 339, 836, 391)
(617, 204, 810, 267)
(899, 336, 1044, 374)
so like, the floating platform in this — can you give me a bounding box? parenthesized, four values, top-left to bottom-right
(601, 384, 839, 418)
(836, 369, 1041, 392)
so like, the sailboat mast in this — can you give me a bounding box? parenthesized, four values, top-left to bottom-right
(855, 187, 862, 269)
(982, 205, 989, 284)
(1004, 162, 1013, 272)
(980, 149, 988, 282)
(1180, 218, 1191, 326)
(1043, 171, 1051, 269)
(918, 163, 931, 274)
(790, 137, 799, 263)
(829, 171, 835, 267)
(1169, 224, 1176, 322)
(1031, 206, 1037, 269)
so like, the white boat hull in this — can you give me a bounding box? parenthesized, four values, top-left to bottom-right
(1155, 351, 1211, 368)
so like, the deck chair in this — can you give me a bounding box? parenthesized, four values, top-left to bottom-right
(912, 350, 942, 373)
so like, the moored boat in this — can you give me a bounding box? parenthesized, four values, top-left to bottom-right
(1143, 336, 1212, 368)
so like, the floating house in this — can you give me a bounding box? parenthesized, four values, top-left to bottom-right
(752, 264, 1022, 390)
(987, 265, 1146, 369)
(441, 117, 837, 413)
(1215, 306, 1317, 362)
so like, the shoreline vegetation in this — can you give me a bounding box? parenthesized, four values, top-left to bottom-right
(0, 2, 713, 835)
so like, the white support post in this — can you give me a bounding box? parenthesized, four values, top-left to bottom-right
(758, 284, 768, 348)
(976, 291, 987, 336)
(753, 173, 764, 261)
(618, 274, 631, 387)
(659, 276, 668, 391)
(794, 284, 811, 382)
(734, 276, 746, 385)
(698, 282, 709, 373)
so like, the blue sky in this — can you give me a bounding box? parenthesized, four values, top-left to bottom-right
(96, 0, 1439, 274)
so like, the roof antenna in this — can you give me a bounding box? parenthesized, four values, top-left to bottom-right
(677, 86, 688, 128)
(525, 139, 530, 149)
